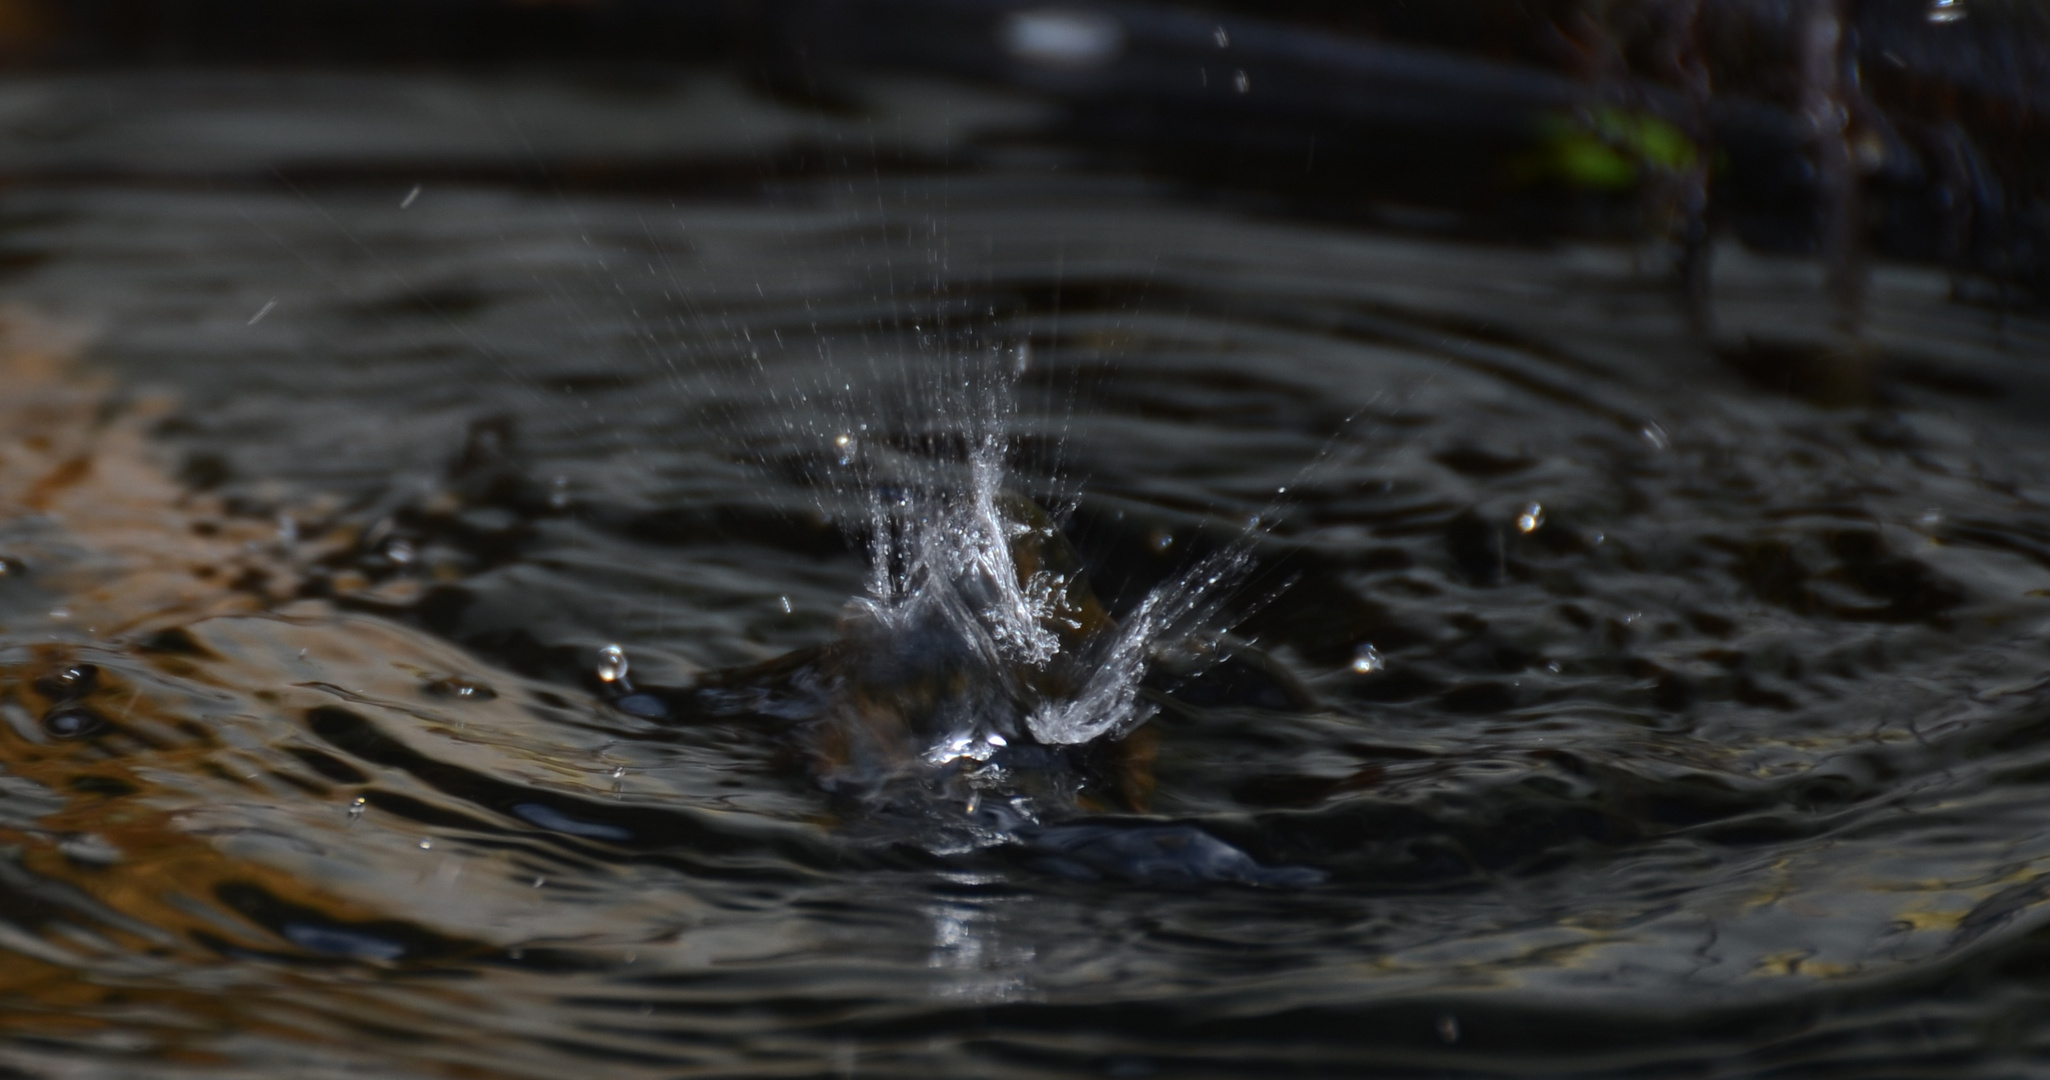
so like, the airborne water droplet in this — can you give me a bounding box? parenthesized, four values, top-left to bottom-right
(595, 644, 630, 688)
(348, 797, 366, 819)
(1350, 644, 1383, 674)
(1517, 502, 1545, 533)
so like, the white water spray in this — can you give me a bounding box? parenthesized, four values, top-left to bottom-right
(823, 336, 1250, 758)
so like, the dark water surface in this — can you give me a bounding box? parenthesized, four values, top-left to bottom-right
(4, 70, 2050, 1077)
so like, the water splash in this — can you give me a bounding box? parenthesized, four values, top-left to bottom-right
(818, 338, 1249, 775)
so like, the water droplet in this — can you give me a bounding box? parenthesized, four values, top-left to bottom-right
(595, 644, 631, 688)
(275, 515, 298, 546)
(1232, 69, 1250, 94)
(1213, 25, 1229, 48)
(548, 476, 572, 510)
(1437, 1014, 1461, 1043)
(1640, 422, 1670, 451)
(1516, 502, 1545, 533)
(0, 555, 22, 577)
(400, 183, 422, 209)
(348, 797, 366, 818)
(1546, 660, 1563, 674)
(384, 538, 415, 565)
(1919, 508, 1943, 527)
(1350, 645, 1383, 675)
(48, 607, 69, 620)
(246, 299, 276, 326)
(1927, 0, 1965, 22)
(611, 766, 627, 779)
(41, 707, 105, 739)
(1149, 529, 1175, 553)
(36, 663, 98, 700)
(418, 838, 433, 850)
(779, 595, 793, 614)
(532, 876, 547, 888)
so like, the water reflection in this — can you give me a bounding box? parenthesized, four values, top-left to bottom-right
(1, 71, 2050, 1074)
